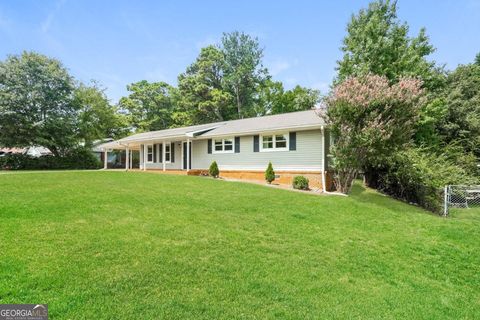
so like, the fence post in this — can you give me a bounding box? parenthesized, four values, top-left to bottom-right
(443, 185, 448, 217)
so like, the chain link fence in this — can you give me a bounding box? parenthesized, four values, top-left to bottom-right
(444, 185, 480, 216)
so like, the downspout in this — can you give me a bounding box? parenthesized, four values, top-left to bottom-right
(321, 126, 326, 193)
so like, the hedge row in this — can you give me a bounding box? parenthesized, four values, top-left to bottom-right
(0, 148, 102, 170)
(371, 149, 478, 213)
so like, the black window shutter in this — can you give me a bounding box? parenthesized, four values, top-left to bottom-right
(152, 144, 157, 162)
(159, 143, 163, 162)
(171, 142, 175, 162)
(235, 136, 240, 153)
(207, 139, 212, 154)
(253, 135, 259, 152)
(289, 132, 296, 151)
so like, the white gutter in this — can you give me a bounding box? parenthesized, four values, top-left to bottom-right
(199, 124, 324, 139)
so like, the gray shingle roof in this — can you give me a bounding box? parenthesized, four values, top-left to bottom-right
(201, 109, 324, 137)
(117, 109, 324, 144)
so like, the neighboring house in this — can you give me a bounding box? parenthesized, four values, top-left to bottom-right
(104, 109, 332, 190)
(0, 146, 51, 157)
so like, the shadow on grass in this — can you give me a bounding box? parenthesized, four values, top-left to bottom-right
(348, 180, 430, 216)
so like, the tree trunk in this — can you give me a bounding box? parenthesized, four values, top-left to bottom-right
(48, 145, 60, 157)
(235, 87, 242, 119)
(363, 166, 380, 189)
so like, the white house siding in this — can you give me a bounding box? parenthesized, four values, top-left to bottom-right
(143, 141, 182, 170)
(191, 129, 323, 171)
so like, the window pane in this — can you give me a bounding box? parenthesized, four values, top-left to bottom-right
(224, 139, 233, 151)
(147, 145, 153, 161)
(275, 134, 287, 148)
(262, 136, 273, 149)
(214, 139, 223, 151)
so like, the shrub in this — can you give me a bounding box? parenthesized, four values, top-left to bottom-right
(375, 148, 478, 213)
(293, 176, 309, 190)
(209, 161, 219, 178)
(265, 162, 275, 184)
(0, 147, 101, 170)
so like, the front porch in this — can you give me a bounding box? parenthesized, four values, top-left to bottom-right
(99, 139, 196, 173)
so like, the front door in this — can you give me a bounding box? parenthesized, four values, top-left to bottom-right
(182, 142, 192, 170)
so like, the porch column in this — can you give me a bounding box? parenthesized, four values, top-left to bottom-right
(162, 141, 166, 172)
(125, 147, 129, 171)
(187, 138, 190, 172)
(103, 149, 108, 169)
(143, 144, 147, 171)
(130, 150, 133, 169)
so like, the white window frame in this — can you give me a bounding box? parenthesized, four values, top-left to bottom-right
(260, 133, 289, 152)
(164, 142, 171, 163)
(146, 144, 154, 163)
(212, 137, 235, 154)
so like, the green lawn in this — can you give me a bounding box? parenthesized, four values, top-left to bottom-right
(0, 171, 479, 319)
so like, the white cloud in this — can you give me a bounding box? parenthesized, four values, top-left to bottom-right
(311, 81, 330, 93)
(270, 60, 290, 76)
(0, 9, 12, 34)
(40, 0, 66, 34)
(268, 58, 299, 76)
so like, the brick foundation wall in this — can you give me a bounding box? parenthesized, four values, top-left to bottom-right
(188, 169, 334, 191)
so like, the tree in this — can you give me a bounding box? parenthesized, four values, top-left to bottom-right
(119, 80, 175, 132)
(177, 45, 233, 124)
(323, 74, 424, 193)
(256, 80, 320, 115)
(440, 59, 480, 158)
(74, 82, 128, 147)
(222, 31, 269, 118)
(0, 51, 77, 156)
(336, 0, 443, 91)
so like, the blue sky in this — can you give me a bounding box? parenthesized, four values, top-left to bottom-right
(1, 0, 479, 103)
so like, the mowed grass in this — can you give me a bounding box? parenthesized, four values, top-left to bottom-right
(0, 171, 479, 319)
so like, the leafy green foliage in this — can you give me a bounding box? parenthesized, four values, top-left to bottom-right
(336, 0, 443, 91)
(119, 80, 175, 132)
(440, 62, 480, 158)
(265, 162, 275, 184)
(0, 51, 77, 156)
(209, 161, 219, 178)
(257, 80, 320, 115)
(177, 46, 233, 124)
(292, 176, 309, 190)
(222, 31, 269, 118)
(0, 148, 101, 170)
(74, 82, 128, 147)
(374, 148, 478, 213)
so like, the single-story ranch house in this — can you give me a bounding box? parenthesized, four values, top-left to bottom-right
(100, 109, 332, 191)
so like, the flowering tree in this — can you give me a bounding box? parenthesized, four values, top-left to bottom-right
(323, 74, 424, 193)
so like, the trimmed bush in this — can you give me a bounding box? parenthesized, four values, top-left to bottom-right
(209, 161, 219, 178)
(0, 147, 102, 170)
(293, 176, 309, 190)
(265, 162, 275, 184)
